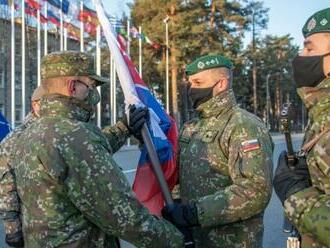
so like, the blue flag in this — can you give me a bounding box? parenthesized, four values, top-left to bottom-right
(47, 0, 69, 14)
(0, 0, 8, 5)
(0, 112, 11, 142)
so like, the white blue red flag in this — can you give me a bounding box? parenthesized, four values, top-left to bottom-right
(0, 112, 11, 142)
(94, 0, 178, 215)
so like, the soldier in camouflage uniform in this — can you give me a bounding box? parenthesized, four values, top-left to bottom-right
(12, 51, 184, 248)
(274, 8, 330, 248)
(162, 55, 274, 247)
(0, 85, 46, 247)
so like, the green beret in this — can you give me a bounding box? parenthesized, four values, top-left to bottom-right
(303, 8, 330, 38)
(41, 51, 109, 86)
(185, 55, 233, 76)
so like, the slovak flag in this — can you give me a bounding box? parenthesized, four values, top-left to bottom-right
(0, 112, 11, 142)
(94, 0, 178, 215)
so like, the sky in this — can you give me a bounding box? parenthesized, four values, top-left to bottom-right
(104, 0, 330, 48)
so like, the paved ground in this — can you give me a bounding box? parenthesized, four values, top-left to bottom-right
(0, 134, 303, 248)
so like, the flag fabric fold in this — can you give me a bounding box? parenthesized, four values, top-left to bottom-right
(0, 112, 11, 142)
(94, 0, 178, 215)
(47, 0, 69, 14)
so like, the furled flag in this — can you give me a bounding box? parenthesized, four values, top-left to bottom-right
(94, 0, 178, 215)
(0, 112, 11, 142)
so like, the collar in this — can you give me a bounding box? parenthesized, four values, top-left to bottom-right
(196, 89, 237, 118)
(298, 77, 330, 134)
(40, 94, 91, 123)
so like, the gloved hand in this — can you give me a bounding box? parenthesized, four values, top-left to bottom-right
(5, 231, 24, 248)
(178, 227, 195, 248)
(123, 105, 149, 142)
(161, 203, 199, 227)
(273, 151, 311, 205)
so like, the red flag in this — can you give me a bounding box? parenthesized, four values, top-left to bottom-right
(25, 0, 41, 10)
(79, 4, 99, 26)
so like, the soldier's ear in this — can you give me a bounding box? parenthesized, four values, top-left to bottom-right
(68, 80, 76, 97)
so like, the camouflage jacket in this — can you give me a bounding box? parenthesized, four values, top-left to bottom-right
(284, 78, 330, 248)
(13, 94, 184, 248)
(178, 90, 273, 248)
(0, 112, 37, 237)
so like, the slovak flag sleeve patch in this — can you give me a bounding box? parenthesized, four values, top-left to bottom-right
(241, 139, 261, 153)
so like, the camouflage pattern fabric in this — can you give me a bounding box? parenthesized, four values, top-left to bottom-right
(41, 51, 109, 85)
(284, 78, 330, 248)
(13, 94, 184, 248)
(0, 112, 37, 238)
(178, 89, 273, 248)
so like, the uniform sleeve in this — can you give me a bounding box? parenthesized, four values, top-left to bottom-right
(196, 119, 273, 227)
(59, 125, 184, 248)
(102, 120, 129, 153)
(284, 133, 330, 247)
(0, 137, 23, 236)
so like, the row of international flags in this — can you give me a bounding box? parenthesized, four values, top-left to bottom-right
(0, 0, 161, 49)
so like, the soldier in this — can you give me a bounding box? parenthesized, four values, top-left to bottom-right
(11, 50, 184, 248)
(162, 54, 274, 247)
(0, 85, 46, 247)
(273, 8, 330, 248)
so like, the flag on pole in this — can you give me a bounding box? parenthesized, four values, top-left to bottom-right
(25, 3, 47, 23)
(94, 0, 178, 215)
(65, 22, 80, 40)
(47, 9, 60, 26)
(0, 112, 11, 142)
(47, 0, 69, 14)
(25, 0, 41, 10)
(79, 4, 98, 26)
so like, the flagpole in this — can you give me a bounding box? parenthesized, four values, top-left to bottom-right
(127, 19, 130, 146)
(64, 27, 67, 50)
(44, 1, 48, 55)
(60, 0, 63, 50)
(138, 25, 142, 78)
(113, 60, 116, 123)
(80, 0, 84, 52)
(163, 16, 170, 114)
(37, 7, 41, 86)
(22, 0, 26, 119)
(11, 0, 15, 128)
(110, 55, 114, 126)
(96, 24, 101, 127)
(127, 19, 130, 56)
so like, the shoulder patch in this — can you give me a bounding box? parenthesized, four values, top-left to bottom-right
(241, 139, 260, 153)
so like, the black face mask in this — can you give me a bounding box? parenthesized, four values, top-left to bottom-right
(188, 80, 220, 108)
(292, 52, 330, 88)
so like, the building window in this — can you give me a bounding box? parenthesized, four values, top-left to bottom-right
(15, 108, 21, 123)
(0, 104, 4, 115)
(0, 71, 4, 88)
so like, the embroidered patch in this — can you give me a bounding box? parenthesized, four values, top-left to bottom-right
(307, 18, 317, 32)
(241, 139, 260, 153)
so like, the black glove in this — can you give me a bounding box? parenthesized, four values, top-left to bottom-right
(123, 105, 149, 142)
(273, 151, 311, 205)
(161, 203, 199, 227)
(5, 231, 24, 248)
